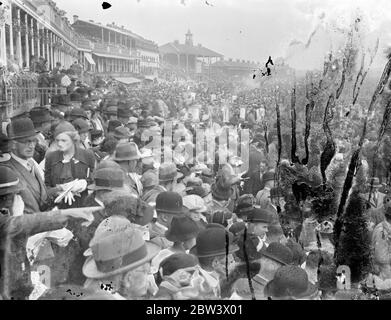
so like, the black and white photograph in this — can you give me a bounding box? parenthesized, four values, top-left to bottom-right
(1, 0, 391, 303)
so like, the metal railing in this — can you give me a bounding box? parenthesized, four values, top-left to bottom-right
(4, 86, 66, 119)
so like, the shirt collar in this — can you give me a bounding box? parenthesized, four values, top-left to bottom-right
(11, 153, 31, 170)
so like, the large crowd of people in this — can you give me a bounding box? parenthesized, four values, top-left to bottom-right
(1, 72, 391, 301)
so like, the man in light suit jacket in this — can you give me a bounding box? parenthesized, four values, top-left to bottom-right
(363, 178, 386, 209)
(1, 118, 48, 214)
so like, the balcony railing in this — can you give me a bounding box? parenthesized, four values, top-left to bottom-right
(91, 42, 134, 59)
(3, 86, 66, 119)
(49, 20, 75, 44)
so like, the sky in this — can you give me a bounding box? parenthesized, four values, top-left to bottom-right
(54, 0, 391, 70)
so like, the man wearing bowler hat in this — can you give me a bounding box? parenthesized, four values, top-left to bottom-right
(51, 94, 73, 117)
(150, 191, 190, 249)
(190, 226, 239, 298)
(150, 215, 200, 274)
(233, 241, 294, 300)
(30, 106, 53, 164)
(117, 106, 132, 126)
(247, 207, 275, 246)
(2, 118, 48, 214)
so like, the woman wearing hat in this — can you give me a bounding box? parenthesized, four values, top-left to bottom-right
(45, 121, 95, 209)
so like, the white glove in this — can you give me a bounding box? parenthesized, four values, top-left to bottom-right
(64, 192, 75, 206)
(70, 179, 88, 193)
(59, 181, 74, 192)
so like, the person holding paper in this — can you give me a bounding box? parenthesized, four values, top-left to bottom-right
(0, 165, 99, 300)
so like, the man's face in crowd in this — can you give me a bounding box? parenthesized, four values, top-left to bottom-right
(118, 117, 129, 126)
(213, 253, 236, 279)
(12, 136, 37, 159)
(158, 212, 175, 228)
(92, 136, 104, 146)
(251, 222, 269, 238)
(85, 110, 92, 120)
(0, 193, 15, 211)
(121, 262, 151, 298)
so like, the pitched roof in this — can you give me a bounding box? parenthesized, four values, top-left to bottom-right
(159, 42, 223, 57)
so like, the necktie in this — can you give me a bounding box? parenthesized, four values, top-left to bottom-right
(27, 159, 35, 175)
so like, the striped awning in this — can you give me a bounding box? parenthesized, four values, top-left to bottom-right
(84, 52, 96, 65)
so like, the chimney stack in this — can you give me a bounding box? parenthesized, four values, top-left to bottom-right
(73, 15, 79, 23)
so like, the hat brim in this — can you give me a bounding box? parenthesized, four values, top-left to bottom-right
(9, 131, 39, 140)
(113, 154, 146, 161)
(82, 241, 160, 280)
(190, 243, 239, 258)
(264, 278, 318, 299)
(32, 115, 53, 124)
(159, 172, 184, 182)
(260, 249, 290, 266)
(165, 230, 199, 243)
(87, 184, 124, 191)
(156, 206, 189, 216)
(0, 182, 25, 196)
